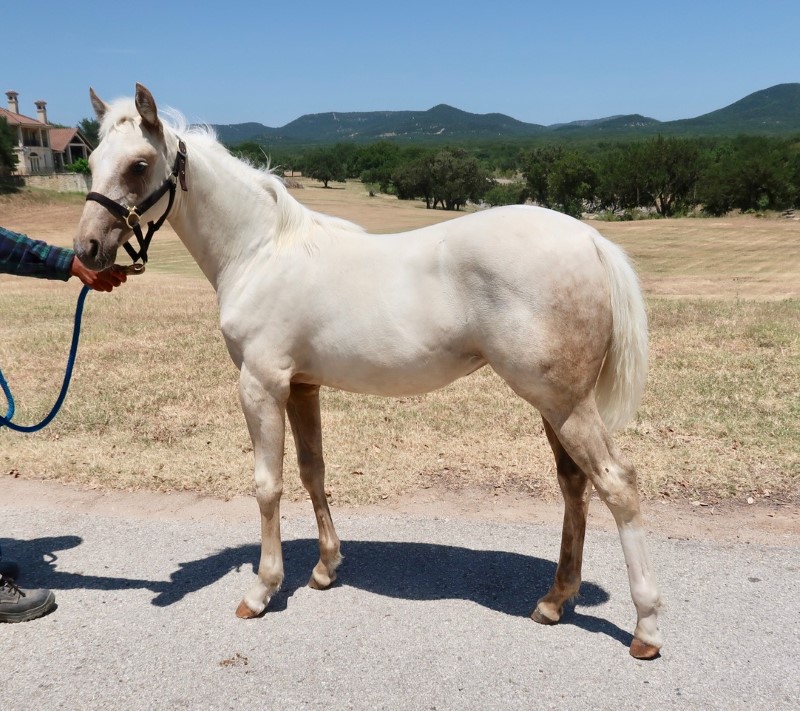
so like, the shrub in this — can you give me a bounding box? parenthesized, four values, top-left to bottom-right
(483, 182, 528, 207)
(66, 158, 91, 174)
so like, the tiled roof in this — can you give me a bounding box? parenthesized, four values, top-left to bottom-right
(0, 106, 46, 127)
(49, 127, 79, 152)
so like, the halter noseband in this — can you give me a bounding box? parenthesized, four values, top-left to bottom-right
(85, 139, 188, 264)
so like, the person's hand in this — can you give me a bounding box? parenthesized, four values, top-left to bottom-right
(69, 256, 127, 292)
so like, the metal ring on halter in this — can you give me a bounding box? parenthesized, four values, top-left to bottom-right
(113, 263, 146, 275)
(125, 207, 141, 229)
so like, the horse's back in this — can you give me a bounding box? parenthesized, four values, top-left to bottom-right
(395, 204, 608, 298)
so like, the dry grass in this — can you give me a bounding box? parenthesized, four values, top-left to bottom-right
(1, 183, 798, 505)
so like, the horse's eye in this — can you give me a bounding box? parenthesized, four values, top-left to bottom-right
(131, 161, 148, 175)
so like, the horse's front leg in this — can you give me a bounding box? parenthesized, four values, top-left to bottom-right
(235, 364, 289, 619)
(287, 383, 342, 589)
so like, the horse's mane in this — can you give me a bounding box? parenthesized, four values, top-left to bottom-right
(99, 98, 365, 251)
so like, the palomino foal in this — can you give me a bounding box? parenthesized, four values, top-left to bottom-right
(74, 84, 662, 659)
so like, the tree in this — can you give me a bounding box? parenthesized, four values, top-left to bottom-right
(696, 142, 736, 216)
(546, 151, 597, 217)
(78, 117, 100, 147)
(596, 144, 648, 214)
(521, 146, 597, 216)
(391, 153, 436, 207)
(429, 148, 490, 210)
(633, 136, 701, 216)
(521, 146, 564, 208)
(483, 181, 528, 207)
(725, 136, 793, 212)
(697, 136, 794, 214)
(0, 117, 18, 175)
(353, 141, 402, 192)
(303, 146, 348, 188)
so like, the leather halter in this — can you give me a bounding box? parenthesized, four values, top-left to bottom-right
(85, 140, 188, 264)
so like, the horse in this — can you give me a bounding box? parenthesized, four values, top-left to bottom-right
(74, 84, 662, 659)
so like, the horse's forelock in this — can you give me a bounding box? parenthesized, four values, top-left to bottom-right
(97, 98, 138, 138)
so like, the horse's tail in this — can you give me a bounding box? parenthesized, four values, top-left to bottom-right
(591, 233, 649, 433)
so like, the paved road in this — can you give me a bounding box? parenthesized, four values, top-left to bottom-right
(3, 483, 798, 710)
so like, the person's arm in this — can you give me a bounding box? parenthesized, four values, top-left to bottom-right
(0, 227, 126, 291)
(0, 226, 73, 280)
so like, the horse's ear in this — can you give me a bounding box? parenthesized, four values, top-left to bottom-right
(134, 83, 161, 133)
(89, 87, 109, 121)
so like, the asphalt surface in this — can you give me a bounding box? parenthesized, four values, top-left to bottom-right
(3, 486, 799, 710)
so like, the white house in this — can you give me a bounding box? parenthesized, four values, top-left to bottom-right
(1, 90, 92, 175)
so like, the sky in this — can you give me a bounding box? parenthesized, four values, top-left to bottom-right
(5, 1, 799, 130)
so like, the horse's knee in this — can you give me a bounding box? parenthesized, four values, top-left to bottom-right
(254, 479, 283, 514)
(255, 478, 283, 499)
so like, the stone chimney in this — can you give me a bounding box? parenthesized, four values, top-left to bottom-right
(35, 100, 48, 124)
(6, 91, 19, 114)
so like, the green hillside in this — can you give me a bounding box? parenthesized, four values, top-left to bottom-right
(213, 83, 800, 146)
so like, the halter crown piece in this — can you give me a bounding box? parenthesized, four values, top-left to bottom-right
(85, 140, 188, 264)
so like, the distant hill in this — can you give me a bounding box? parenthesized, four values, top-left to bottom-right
(213, 104, 547, 145)
(665, 83, 800, 134)
(212, 83, 800, 146)
(551, 114, 663, 136)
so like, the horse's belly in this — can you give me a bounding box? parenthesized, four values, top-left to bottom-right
(294, 351, 487, 396)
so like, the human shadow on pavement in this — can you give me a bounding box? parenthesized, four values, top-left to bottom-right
(0, 535, 158, 592)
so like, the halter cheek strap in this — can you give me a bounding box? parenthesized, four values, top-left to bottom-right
(85, 139, 188, 264)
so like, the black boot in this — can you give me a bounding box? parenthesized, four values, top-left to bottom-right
(0, 576, 56, 623)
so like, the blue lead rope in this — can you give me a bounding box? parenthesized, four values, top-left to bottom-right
(0, 285, 91, 433)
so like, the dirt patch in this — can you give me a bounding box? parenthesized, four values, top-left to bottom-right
(2, 475, 797, 547)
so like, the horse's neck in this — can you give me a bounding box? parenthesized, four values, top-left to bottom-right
(167, 141, 275, 291)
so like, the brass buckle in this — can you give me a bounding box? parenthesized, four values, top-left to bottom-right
(113, 263, 146, 276)
(125, 207, 141, 229)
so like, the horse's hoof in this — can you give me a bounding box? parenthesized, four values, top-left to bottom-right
(235, 600, 260, 619)
(308, 569, 336, 590)
(630, 637, 661, 660)
(531, 605, 560, 626)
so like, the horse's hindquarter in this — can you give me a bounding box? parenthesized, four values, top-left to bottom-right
(439, 207, 613, 395)
(223, 206, 611, 397)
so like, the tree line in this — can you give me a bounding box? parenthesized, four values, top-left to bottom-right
(3, 114, 798, 219)
(233, 134, 800, 218)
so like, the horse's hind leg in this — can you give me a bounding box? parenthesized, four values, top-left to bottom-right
(545, 398, 662, 659)
(531, 418, 592, 626)
(287, 383, 342, 589)
(235, 365, 288, 619)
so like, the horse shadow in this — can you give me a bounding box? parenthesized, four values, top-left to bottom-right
(1, 535, 630, 647)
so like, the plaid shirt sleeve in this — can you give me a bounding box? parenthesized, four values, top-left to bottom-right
(0, 226, 74, 281)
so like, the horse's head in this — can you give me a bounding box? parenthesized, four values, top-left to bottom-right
(74, 83, 176, 270)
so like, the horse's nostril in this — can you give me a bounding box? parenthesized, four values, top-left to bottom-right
(87, 239, 100, 258)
